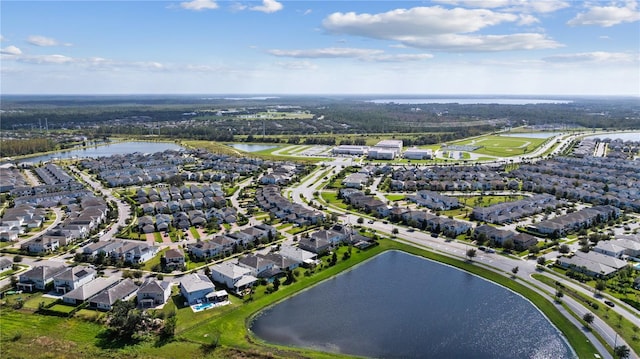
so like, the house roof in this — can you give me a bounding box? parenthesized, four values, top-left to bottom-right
(212, 261, 252, 279)
(0, 257, 13, 268)
(63, 276, 119, 301)
(138, 279, 171, 295)
(238, 255, 275, 270)
(54, 266, 96, 282)
(180, 273, 214, 293)
(21, 264, 66, 282)
(90, 278, 139, 306)
(165, 248, 184, 259)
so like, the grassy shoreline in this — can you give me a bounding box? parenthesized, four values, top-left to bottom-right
(0, 238, 600, 358)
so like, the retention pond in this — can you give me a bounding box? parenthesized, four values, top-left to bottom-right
(251, 250, 574, 358)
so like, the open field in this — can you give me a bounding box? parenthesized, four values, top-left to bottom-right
(452, 135, 546, 157)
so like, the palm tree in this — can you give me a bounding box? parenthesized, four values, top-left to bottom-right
(614, 345, 630, 359)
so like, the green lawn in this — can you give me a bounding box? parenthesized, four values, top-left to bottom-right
(320, 191, 348, 210)
(457, 195, 525, 208)
(452, 135, 546, 157)
(533, 274, 639, 355)
(385, 194, 406, 201)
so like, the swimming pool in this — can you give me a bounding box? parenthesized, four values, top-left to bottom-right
(192, 302, 215, 312)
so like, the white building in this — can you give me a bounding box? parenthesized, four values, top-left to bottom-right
(332, 145, 369, 156)
(403, 148, 433, 160)
(374, 140, 403, 154)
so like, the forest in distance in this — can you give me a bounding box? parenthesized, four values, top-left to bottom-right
(1, 94, 639, 158)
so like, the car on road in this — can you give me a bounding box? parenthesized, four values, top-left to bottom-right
(407, 229, 415, 232)
(368, 220, 375, 224)
(382, 221, 388, 224)
(604, 300, 615, 307)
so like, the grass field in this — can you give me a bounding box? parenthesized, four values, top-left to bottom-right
(452, 135, 546, 157)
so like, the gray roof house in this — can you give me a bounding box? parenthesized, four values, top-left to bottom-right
(179, 273, 216, 305)
(137, 279, 172, 308)
(53, 265, 96, 294)
(89, 278, 139, 311)
(17, 264, 66, 292)
(0, 257, 13, 273)
(62, 276, 119, 305)
(210, 261, 257, 295)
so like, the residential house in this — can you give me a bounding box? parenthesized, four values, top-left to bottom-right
(210, 261, 257, 295)
(164, 248, 185, 269)
(187, 240, 223, 259)
(53, 265, 96, 294)
(17, 264, 66, 292)
(137, 279, 172, 308)
(62, 276, 119, 305)
(89, 278, 139, 311)
(238, 254, 281, 280)
(279, 245, 317, 266)
(298, 237, 332, 255)
(0, 257, 13, 273)
(179, 273, 216, 305)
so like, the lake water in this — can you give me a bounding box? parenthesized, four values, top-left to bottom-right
(229, 143, 277, 152)
(584, 132, 640, 142)
(251, 251, 574, 359)
(367, 98, 572, 105)
(500, 132, 564, 139)
(18, 141, 183, 164)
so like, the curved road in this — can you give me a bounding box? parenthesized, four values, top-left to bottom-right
(287, 159, 637, 359)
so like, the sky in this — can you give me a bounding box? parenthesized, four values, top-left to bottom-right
(1, 0, 639, 96)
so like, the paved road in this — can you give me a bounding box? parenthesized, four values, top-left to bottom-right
(68, 165, 130, 241)
(286, 160, 636, 358)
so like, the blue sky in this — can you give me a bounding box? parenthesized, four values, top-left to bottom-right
(1, 0, 639, 95)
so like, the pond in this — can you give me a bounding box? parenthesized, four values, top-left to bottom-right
(251, 250, 575, 359)
(18, 141, 184, 164)
(229, 143, 278, 152)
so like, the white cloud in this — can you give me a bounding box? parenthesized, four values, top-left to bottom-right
(27, 35, 60, 47)
(543, 51, 638, 63)
(268, 47, 384, 58)
(322, 6, 561, 52)
(303, 9, 312, 16)
(366, 53, 434, 62)
(19, 54, 75, 64)
(267, 47, 433, 62)
(274, 61, 318, 70)
(434, 0, 569, 13)
(0, 35, 5, 42)
(1, 45, 22, 55)
(250, 0, 283, 13)
(568, 1, 640, 27)
(518, 14, 540, 25)
(403, 33, 562, 51)
(180, 0, 218, 11)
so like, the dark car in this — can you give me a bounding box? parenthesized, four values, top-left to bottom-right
(604, 300, 615, 307)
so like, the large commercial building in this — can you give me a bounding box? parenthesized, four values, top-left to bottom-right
(368, 140, 403, 160)
(332, 145, 369, 156)
(403, 148, 434, 160)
